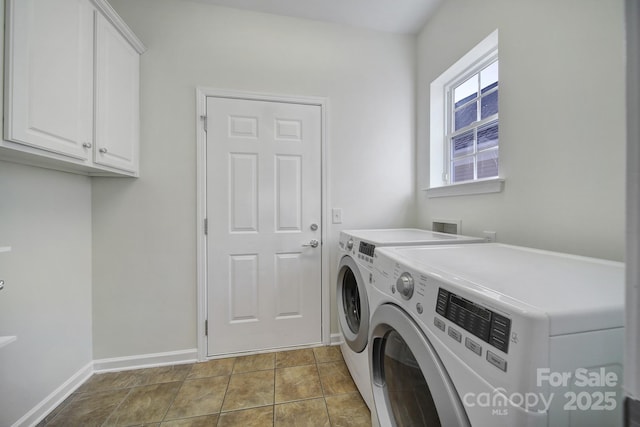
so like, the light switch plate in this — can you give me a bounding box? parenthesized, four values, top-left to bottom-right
(332, 208, 342, 224)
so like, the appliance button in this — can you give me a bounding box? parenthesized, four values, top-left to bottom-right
(487, 351, 508, 372)
(434, 317, 446, 331)
(489, 335, 508, 353)
(465, 337, 482, 356)
(447, 327, 462, 343)
(416, 303, 423, 314)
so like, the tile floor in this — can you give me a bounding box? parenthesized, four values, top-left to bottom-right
(38, 346, 372, 427)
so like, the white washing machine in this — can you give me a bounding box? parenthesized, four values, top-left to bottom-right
(369, 243, 624, 427)
(336, 229, 485, 412)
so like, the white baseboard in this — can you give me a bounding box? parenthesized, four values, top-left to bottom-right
(12, 362, 93, 427)
(330, 332, 344, 345)
(93, 348, 199, 373)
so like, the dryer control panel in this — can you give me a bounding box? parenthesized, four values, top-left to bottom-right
(436, 288, 511, 354)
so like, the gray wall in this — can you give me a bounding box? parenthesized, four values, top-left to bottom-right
(0, 0, 93, 416)
(0, 1, 93, 424)
(416, 0, 626, 260)
(0, 162, 93, 426)
(93, 0, 417, 359)
(625, 0, 640, 402)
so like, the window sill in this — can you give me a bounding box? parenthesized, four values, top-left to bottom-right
(424, 178, 505, 198)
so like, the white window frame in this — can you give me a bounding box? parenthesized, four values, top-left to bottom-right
(426, 29, 504, 198)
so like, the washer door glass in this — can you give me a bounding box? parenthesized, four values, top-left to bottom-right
(342, 267, 361, 334)
(337, 255, 369, 353)
(370, 304, 470, 427)
(384, 330, 441, 426)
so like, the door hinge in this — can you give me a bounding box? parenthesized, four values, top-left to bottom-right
(205, 320, 208, 336)
(201, 115, 208, 132)
(204, 218, 208, 235)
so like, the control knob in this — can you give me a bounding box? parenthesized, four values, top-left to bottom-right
(346, 239, 354, 251)
(396, 272, 414, 300)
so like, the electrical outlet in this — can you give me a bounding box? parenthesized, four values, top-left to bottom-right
(483, 231, 497, 242)
(332, 208, 342, 224)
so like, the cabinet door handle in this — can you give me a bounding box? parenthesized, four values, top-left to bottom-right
(83, 142, 92, 148)
(99, 148, 108, 154)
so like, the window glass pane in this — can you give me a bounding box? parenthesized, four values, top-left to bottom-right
(451, 130, 474, 158)
(477, 121, 498, 150)
(454, 75, 478, 106)
(383, 330, 441, 426)
(477, 149, 499, 179)
(481, 90, 498, 119)
(454, 102, 477, 131)
(452, 157, 474, 183)
(481, 60, 498, 93)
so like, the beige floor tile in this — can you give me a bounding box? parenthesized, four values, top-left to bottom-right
(275, 349, 315, 368)
(38, 393, 77, 426)
(317, 361, 357, 396)
(188, 358, 235, 379)
(46, 389, 130, 427)
(274, 398, 330, 427)
(139, 364, 194, 386)
(221, 370, 275, 412)
(217, 406, 274, 427)
(164, 376, 230, 420)
(160, 414, 219, 426)
(275, 365, 323, 404)
(233, 353, 275, 373)
(76, 370, 147, 394)
(103, 382, 182, 426)
(325, 392, 372, 427)
(312, 346, 342, 364)
(42, 349, 370, 427)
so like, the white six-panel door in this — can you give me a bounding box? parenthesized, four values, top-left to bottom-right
(206, 97, 322, 356)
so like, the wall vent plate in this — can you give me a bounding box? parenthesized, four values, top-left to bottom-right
(432, 219, 461, 235)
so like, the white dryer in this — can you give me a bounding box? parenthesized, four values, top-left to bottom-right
(335, 229, 485, 412)
(369, 243, 624, 427)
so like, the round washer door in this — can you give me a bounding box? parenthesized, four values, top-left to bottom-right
(369, 304, 470, 427)
(336, 255, 369, 353)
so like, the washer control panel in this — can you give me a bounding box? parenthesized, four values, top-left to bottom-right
(359, 241, 375, 257)
(436, 287, 511, 354)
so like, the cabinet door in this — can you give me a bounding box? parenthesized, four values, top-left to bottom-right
(4, 0, 93, 160)
(93, 10, 140, 174)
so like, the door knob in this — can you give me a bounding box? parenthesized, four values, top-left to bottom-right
(99, 148, 108, 154)
(302, 239, 319, 248)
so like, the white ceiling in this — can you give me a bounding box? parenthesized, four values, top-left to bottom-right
(184, 0, 443, 34)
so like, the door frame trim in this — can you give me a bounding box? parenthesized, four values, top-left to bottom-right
(195, 87, 330, 361)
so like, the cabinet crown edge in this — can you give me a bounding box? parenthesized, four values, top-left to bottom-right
(91, 0, 146, 54)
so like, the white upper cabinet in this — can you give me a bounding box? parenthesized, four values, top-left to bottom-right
(4, 0, 94, 160)
(93, 5, 140, 173)
(2, 0, 145, 177)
